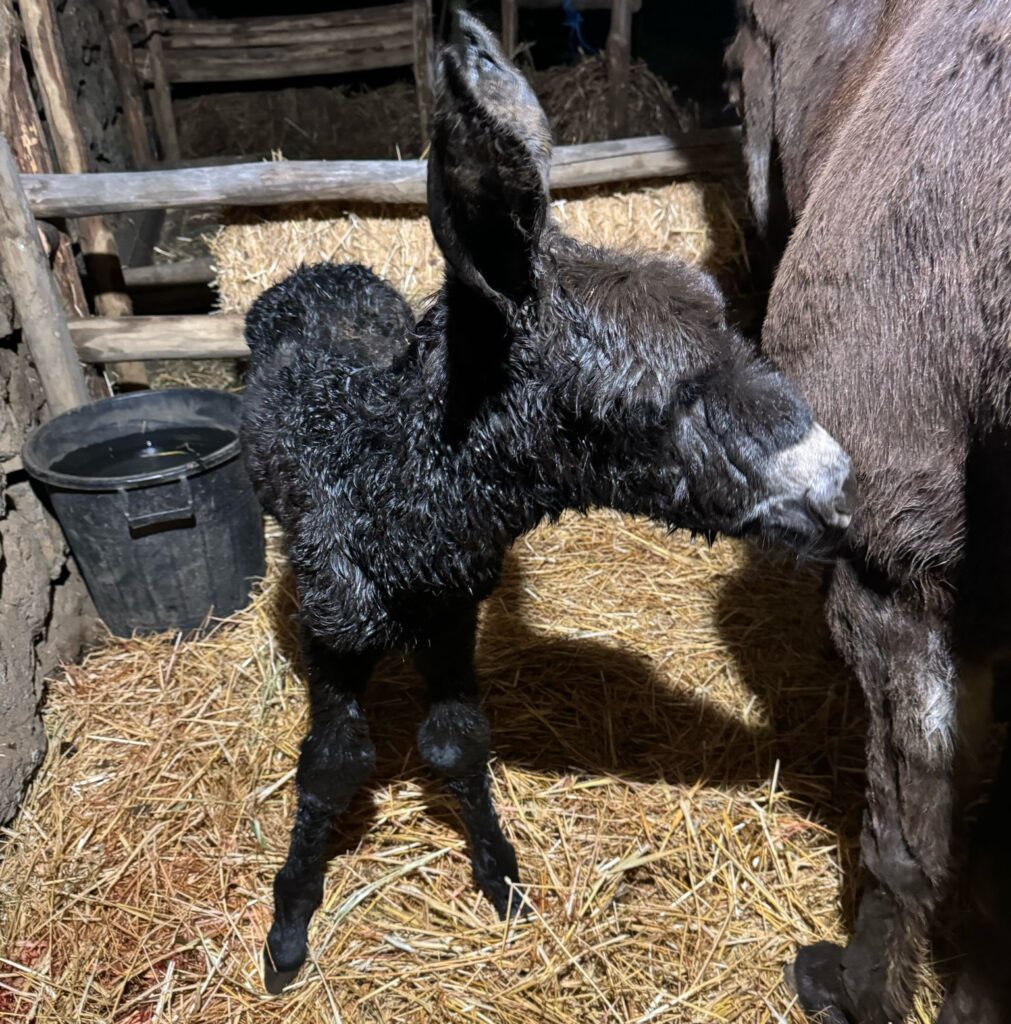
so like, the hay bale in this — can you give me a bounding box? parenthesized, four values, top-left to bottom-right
(175, 57, 692, 163)
(210, 180, 747, 317)
(532, 55, 693, 145)
(174, 53, 742, 396)
(2, 511, 945, 1023)
(177, 82, 425, 163)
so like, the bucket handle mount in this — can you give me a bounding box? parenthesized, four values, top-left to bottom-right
(121, 477, 195, 532)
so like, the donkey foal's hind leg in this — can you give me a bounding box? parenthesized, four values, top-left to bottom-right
(415, 606, 527, 919)
(263, 637, 377, 994)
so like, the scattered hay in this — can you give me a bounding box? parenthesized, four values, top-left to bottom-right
(209, 180, 747, 317)
(145, 358, 243, 394)
(2, 511, 946, 1023)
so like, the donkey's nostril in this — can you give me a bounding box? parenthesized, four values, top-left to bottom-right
(806, 472, 856, 531)
(836, 472, 858, 518)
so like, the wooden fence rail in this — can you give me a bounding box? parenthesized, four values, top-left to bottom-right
(70, 314, 246, 363)
(43, 129, 743, 367)
(23, 130, 741, 218)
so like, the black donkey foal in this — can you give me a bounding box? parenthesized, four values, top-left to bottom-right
(241, 13, 856, 993)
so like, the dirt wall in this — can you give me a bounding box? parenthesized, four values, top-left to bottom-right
(0, 278, 94, 826)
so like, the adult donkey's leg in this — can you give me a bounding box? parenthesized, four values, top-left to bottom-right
(263, 631, 378, 993)
(936, 724, 1011, 1024)
(415, 604, 526, 919)
(793, 560, 958, 1024)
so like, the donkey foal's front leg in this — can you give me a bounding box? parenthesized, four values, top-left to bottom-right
(263, 639, 377, 994)
(415, 606, 527, 919)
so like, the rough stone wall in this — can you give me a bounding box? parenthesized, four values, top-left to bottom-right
(0, 279, 94, 825)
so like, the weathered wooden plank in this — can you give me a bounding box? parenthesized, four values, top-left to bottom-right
(167, 15, 412, 49)
(157, 43, 416, 84)
(0, 0, 88, 318)
(22, 131, 742, 218)
(163, 39, 414, 67)
(0, 136, 89, 412)
(26, 159, 427, 215)
(20, 0, 148, 385)
(123, 257, 215, 288)
(127, 0, 180, 161)
(70, 314, 247, 362)
(167, 6, 412, 37)
(501, 0, 518, 57)
(413, 0, 433, 144)
(550, 132, 742, 187)
(606, 0, 633, 139)
(98, 0, 155, 167)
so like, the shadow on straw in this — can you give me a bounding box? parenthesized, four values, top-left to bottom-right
(264, 540, 869, 934)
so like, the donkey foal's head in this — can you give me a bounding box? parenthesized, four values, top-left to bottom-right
(428, 14, 855, 553)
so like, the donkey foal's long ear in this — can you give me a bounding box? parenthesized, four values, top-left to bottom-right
(428, 12, 552, 311)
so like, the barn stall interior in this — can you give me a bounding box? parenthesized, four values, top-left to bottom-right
(0, 1, 949, 1022)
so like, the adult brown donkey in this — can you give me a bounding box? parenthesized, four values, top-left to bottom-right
(727, 2, 1011, 1022)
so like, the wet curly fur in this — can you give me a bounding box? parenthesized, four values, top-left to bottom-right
(243, 244, 829, 653)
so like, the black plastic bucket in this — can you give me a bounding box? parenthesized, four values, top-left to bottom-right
(22, 388, 265, 636)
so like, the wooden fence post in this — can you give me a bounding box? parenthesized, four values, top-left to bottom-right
(412, 0, 433, 146)
(19, 0, 149, 386)
(0, 0, 87, 318)
(126, 0, 180, 162)
(0, 135, 89, 415)
(607, 0, 632, 139)
(98, 0, 155, 168)
(501, 0, 518, 57)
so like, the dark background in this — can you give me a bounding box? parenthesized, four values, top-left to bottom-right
(178, 0, 739, 125)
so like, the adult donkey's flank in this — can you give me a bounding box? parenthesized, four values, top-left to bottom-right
(727, 1, 1011, 1021)
(243, 13, 854, 993)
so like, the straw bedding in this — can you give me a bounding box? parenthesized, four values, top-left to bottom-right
(0, 513, 941, 1023)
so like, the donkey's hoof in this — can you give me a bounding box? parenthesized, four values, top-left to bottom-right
(498, 882, 534, 922)
(262, 940, 306, 995)
(482, 872, 532, 922)
(790, 942, 852, 1024)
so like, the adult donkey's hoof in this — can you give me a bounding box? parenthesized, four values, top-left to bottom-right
(788, 942, 852, 1024)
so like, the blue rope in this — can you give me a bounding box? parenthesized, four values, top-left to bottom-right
(561, 0, 597, 55)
